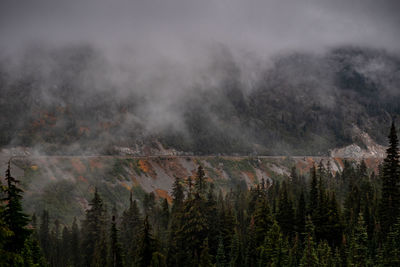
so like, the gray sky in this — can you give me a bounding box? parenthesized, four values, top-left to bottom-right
(1, 0, 399, 57)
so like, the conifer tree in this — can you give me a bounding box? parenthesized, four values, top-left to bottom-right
(167, 177, 185, 266)
(380, 216, 400, 266)
(296, 191, 306, 238)
(348, 212, 369, 266)
(82, 188, 108, 267)
(195, 165, 207, 196)
(205, 183, 219, 257)
(245, 219, 258, 267)
(70, 217, 81, 267)
(137, 216, 156, 267)
(300, 216, 319, 267)
(39, 210, 50, 261)
(2, 161, 30, 253)
(110, 215, 123, 267)
(258, 220, 289, 266)
(216, 237, 227, 267)
(229, 230, 243, 267)
(61, 225, 72, 267)
(316, 241, 332, 267)
(121, 193, 142, 266)
(277, 181, 295, 238)
(177, 193, 208, 265)
(380, 122, 400, 234)
(309, 165, 318, 214)
(199, 238, 213, 267)
(160, 198, 169, 230)
(253, 197, 272, 247)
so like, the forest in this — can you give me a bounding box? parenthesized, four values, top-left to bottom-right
(1, 123, 400, 267)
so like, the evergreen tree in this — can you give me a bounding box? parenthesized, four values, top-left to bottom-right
(253, 197, 272, 247)
(61, 225, 72, 267)
(137, 216, 156, 267)
(176, 193, 208, 265)
(245, 219, 258, 267)
(199, 238, 213, 267)
(82, 188, 108, 267)
(258, 220, 289, 267)
(2, 161, 31, 253)
(277, 181, 295, 238)
(70, 217, 81, 267)
(205, 183, 219, 257)
(229, 230, 243, 267)
(120, 193, 142, 266)
(309, 165, 318, 215)
(160, 198, 169, 230)
(39, 210, 50, 261)
(380, 122, 400, 234)
(300, 216, 319, 267)
(194, 165, 207, 196)
(216, 237, 227, 267)
(171, 176, 184, 212)
(348, 212, 369, 267)
(296, 191, 306, 238)
(316, 241, 332, 267)
(110, 215, 123, 267)
(380, 216, 400, 266)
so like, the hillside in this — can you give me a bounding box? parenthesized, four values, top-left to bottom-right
(1, 152, 382, 225)
(0, 45, 399, 155)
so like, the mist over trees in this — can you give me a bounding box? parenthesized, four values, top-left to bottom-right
(0, 45, 399, 155)
(1, 123, 400, 266)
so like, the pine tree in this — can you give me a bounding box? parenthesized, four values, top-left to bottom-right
(348, 212, 369, 267)
(253, 197, 272, 247)
(2, 161, 31, 253)
(316, 241, 332, 267)
(176, 193, 208, 265)
(258, 220, 289, 266)
(171, 176, 184, 212)
(50, 219, 62, 267)
(296, 191, 306, 238)
(70, 217, 81, 267)
(61, 225, 72, 267)
(199, 238, 213, 267)
(380, 122, 400, 234)
(219, 203, 236, 259)
(137, 216, 156, 267)
(39, 210, 50, 261)
(300, 216, 319, 267)
(160, 198, 169, 230)
(229, 230, 243, 267)
(167, 177, 185, 267)
(277, 181, 295, 238)
(381, 216, 400, 266)
(309, 165, 318, 215)
(82, 188, 108, 267)
(110, 215, 124, 267)
(120, 193, 142, 266)
(216, 237, 227, 267)
(245, 218, 258, 267)
(205, 183, 219, 257)
(195, 165, 207, 196)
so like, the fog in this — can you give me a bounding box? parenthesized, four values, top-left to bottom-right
(0, 0, 399, 155)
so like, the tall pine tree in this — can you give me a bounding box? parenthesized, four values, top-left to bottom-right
(380, 122, 400, 235)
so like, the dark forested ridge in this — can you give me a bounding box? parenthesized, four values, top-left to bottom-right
(1, 45, 399, 155)
(1, 123, 400, 266)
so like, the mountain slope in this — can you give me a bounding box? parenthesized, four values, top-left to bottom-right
(0, 45, 399, 155)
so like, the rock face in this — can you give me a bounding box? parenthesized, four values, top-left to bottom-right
(330, 126, 386, 158)
(0, 153, 383, 225)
